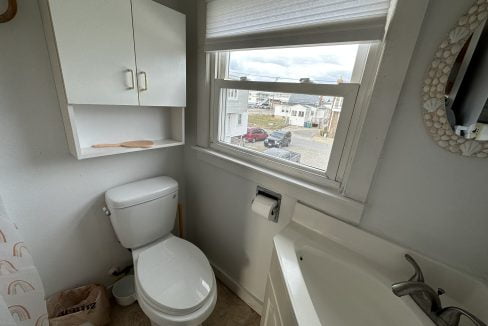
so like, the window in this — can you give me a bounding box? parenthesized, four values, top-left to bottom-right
(237, 114, 242, 126)
(211, 43, 371, 183)
(228, 89, 239, 100)
(200, 0, 428, 214)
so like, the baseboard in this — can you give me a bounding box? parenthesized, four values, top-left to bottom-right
(211, 263, 263, 315)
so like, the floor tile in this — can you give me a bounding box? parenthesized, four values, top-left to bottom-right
(109, 281, 261, 326)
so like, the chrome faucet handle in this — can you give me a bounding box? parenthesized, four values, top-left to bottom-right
(438, 307, 487, 326)
(405, 254, 425, 282)
(392, 281, 443, 312)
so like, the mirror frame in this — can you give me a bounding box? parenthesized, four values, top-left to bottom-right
(422, 0, 488, 158)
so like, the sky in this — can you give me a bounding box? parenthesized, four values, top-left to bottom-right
(228, 44, 359, 84)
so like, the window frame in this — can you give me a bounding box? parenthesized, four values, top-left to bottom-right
(195, 0, 430, 217)
(208, 47, 370, 188)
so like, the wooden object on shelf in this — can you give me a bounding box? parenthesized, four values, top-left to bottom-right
(92, 140, 154, 149)
(0, 0, 17, 23)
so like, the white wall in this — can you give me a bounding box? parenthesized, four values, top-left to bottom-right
(185, 0, 488, 306)
(185, 158, 296, 301)
(1, 0, 486, 308)
(360, 0, 488, 281)
(0, 0, 185, 295)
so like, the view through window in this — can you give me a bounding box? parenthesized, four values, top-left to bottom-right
(218, 45, 360, 171)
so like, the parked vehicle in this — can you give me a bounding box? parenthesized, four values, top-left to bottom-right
(264, 148, 301, 163)
(243, 128, 268, 142)
(264, 131, 292, 148)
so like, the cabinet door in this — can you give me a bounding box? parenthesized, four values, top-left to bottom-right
(262, 296, 281, 326)
(261, 277, 283, 326)
(48, 0, 138, 105)
(131, 0, 186, 107)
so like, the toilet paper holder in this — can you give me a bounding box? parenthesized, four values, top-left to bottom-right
(255, 186, 282, 223)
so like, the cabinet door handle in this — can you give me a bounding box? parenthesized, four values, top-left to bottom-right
(125, 69, 135, 90)
(138, 71, 148, 92)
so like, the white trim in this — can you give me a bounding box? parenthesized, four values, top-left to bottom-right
(336, 43, 382, 183)
(194, 146, 365, 224)
(204, 17, 387, 52)
(196, 0, 212, 148)
(211, 262, 263, 315)
(342, 0, 430, 201)
(213, 79, 359, 97)
(209, 142, 341, 189)
(325, 84, 361, 180)
(350, 44, 372, 83)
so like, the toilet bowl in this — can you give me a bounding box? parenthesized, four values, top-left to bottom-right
(133, 235, 217, 326)
(105, 177, 217, 326)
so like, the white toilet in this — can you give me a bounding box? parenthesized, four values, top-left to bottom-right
(105, 176, 217, 326)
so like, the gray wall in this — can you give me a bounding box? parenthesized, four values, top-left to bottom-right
(0, 0, 185, 295)
(1, 0, 486, 305)
(360, 0, 488, 280)
(184, 0, 488, 303)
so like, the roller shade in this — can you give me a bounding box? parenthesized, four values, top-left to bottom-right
(205, 0, 391, 51)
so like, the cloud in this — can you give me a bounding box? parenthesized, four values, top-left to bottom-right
(229, 44, 358, 83)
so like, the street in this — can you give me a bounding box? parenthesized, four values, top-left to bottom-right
(233, 127, 334, 171)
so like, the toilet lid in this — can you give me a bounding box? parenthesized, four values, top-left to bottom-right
(136, 236, 214, 316)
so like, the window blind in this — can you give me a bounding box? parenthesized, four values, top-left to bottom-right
(205, 0, 391, 50)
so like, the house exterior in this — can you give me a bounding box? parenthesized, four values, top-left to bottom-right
(222, 89, 249, 142)
(274, 103, 329, 127)
(323, 96, 343, 138)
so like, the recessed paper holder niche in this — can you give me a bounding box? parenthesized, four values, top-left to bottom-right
(254, 186, 282, 223)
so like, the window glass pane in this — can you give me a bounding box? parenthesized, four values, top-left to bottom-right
(219, 89, 344, 171)
(227, 44, 359, 84)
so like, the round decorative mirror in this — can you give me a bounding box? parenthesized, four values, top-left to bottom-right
(422, 0, 488, 157)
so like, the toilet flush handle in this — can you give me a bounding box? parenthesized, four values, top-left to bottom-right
(102, 206, 111, 217)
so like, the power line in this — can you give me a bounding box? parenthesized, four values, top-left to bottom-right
(228, 71, 341, 84)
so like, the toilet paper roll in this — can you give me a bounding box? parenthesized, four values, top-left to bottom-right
(252, 195, 278, 220)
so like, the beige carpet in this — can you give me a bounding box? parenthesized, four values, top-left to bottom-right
(110, 281, 261, 326)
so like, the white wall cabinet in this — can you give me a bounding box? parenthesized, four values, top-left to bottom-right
(132, 0, 186, 107)
(40, 0, 186, 159)
(45, 0, 186, 107)
(47, 0, 139, 106)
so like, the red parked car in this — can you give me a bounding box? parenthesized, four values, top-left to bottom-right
(243, 128, 268, 142)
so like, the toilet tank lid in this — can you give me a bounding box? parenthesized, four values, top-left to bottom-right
(105, 177, 178, 209)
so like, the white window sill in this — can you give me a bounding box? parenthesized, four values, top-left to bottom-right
(192, 146, 365, 225)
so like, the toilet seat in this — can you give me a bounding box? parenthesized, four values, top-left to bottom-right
(136, 276, 217, 326)
(135, 235, 214, 317)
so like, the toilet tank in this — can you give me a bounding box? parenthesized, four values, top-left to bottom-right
(105, 176, 178, 249)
